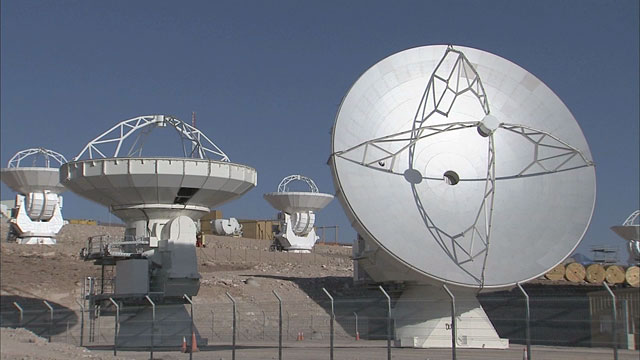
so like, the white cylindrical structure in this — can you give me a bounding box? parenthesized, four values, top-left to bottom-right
(213, 218, 242, 236)
(291, 211, 315, 235)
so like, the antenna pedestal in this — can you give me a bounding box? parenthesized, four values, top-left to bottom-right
(113, 203, 209, 247)
(394, 284, 508, 349)
(274, 212, 318, 252)
(8, 193, 64, 244)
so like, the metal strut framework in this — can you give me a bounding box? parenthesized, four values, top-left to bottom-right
(622, 210, 640, 226)
(73, 115, 229, 161)
(7, 148, 67, 168)
(277, 175, 319, 193)
(333, 46, 595, 287)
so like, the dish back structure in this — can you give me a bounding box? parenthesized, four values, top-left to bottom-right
(329, 45, 596, 348)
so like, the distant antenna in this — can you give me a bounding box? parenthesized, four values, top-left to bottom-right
(1, 148, 68, 244)
(264, 175, 334, 252)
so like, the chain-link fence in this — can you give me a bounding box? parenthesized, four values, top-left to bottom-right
(1, 286, 638, 360)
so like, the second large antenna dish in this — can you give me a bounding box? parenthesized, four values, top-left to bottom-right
(330, 45, 596, 289)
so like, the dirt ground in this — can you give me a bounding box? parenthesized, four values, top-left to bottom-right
(3, 327, 640, 360)
(0, 223, 354, 310)
(0, 327, 135, 360)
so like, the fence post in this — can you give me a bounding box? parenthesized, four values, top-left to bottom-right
(603, 283, 618, 360)
(322, 288, 334, 360)
(262, 310, 266, 340)
(286, 310, 290, 340)
(145, 295, 155, 360)
(226, 292, 237, 360)
(12, 302, 23, 326)
(378, 286, 392, 360)
(273, 290, 283, 360)
(75, 299, 84, 347)
(210, 310, 215, 340)
(621, 299, 630, 349)
(184, 295, 195, 360)
(517, 283, 532, 360)
(353, 312, 359, 340)
(108, 298, 119, 356)
(442, 285, 457, 360)
(43, 300, 54, 343)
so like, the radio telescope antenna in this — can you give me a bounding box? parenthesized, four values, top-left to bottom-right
(61, 114, 256, 347)
(611, 210, 640, 263)
(264, 175, 333, 252)
(330, 45, 596, 348)
(1, 148, 67, 244)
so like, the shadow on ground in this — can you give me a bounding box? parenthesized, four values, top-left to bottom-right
(248, 274, 392, 339)
(0, 295, 78, 337)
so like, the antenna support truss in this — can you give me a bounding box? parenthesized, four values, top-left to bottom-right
(73, 115, 229, 161)
(277, 175, 319, 193)
(7, 148, 67, 168)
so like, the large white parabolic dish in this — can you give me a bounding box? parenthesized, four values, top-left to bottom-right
(330, 45, 596, 289)
(60, 115, 257, 224)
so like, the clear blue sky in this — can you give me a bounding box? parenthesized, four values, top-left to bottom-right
(1, 1, 638, 259)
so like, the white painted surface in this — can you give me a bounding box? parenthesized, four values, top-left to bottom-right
(330, 45, 596, 288)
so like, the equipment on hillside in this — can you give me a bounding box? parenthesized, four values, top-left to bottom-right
(212, 217, 242, 236)
(1, 148, 67, 244)
(264, 175, 333, 252)
(62, 114, 256, 347)
(611, 210, 640, 263)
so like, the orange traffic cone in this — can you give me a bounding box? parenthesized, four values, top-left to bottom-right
(181, 336, 187, 353)
(300, 331, 304, 341)
(296, 331, 302, 341)
(191, 332, 199, 353)
(355, 331, 360, 341)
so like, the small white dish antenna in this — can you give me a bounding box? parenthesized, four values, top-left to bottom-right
(1, 148, 68, 244)
(611, 210, 640, 262)
(264, 175, 333, 252)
